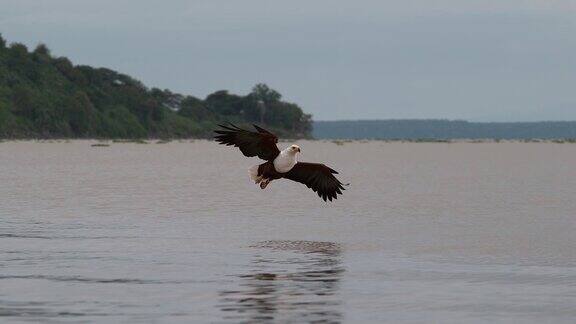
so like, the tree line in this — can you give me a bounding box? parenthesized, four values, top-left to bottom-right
(0, 35, 312, 139)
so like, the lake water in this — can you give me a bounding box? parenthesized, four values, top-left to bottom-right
(1, 140, 576, 323)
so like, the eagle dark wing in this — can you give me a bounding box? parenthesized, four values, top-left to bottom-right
(283, 162, 345, 202)
(214, 123, 280, 161)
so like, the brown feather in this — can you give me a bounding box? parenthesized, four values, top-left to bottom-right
(214, 123, 280, 161)
(282, 162, 345, 202)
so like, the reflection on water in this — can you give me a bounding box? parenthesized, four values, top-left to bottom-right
(219, 241, 344, 323)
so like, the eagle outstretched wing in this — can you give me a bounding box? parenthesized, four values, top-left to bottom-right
(283, 162, 346, 202)
(214, 123, 280, 161)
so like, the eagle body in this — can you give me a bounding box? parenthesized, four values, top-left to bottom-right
(215, 123, 345, 201)
(249, 146, 299, 189)
(249, 161, 282, 189)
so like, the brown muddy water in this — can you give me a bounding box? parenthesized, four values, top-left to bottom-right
(1, 140, 576, 323)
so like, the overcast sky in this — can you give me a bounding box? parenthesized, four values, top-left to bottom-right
(1, 0, 576, 121)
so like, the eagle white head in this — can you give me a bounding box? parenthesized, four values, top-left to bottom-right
(288, 144, 301, 154)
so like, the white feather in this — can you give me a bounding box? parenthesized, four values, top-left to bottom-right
(249, 164, 261, 183)
(273, 146, 299, 173)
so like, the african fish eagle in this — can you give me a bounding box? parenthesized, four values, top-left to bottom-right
(214, 123, 345, 201)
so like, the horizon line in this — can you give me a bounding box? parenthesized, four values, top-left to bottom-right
(313, 119, 576, 123)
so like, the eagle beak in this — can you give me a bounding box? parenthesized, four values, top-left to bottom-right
(297, 148, 301, 153)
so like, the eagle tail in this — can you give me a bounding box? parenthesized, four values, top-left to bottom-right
(249, 164, 261, 184)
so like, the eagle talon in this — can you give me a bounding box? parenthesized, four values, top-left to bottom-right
(260, 179, 270, 189)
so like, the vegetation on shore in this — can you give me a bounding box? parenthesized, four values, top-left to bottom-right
(0, 35, 312, 139)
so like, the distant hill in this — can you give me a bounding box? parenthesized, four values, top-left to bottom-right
(313, 120, 576, 140)
(0, 35, 311, 139)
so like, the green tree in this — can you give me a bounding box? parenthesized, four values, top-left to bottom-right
(205, 90, 242, 115)
(8, 43, 30, 66)
(33, 43, 50, 56)
(32, 43, 52, 64)
(11, 86, 38, 119)
(66, 91, 97, 136)
(178, 96, 212, 120)
(53, 57, 75, 79)
(250, 83, 281, 104)
(0, 38, 313, 139)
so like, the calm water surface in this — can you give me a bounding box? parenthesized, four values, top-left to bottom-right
(1, 140, 576, 323)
